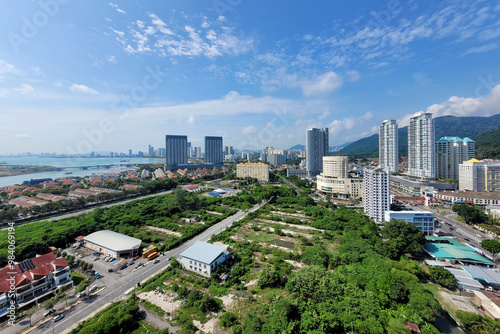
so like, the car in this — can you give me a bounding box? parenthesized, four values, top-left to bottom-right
(119, 264, 127, 270)
(53, 314, 64, 322)
(464, 237, 471, 241)
(93, 257, 100, 261)
(43, 309, 55, 317)
(108, 268, 113, 272)
(154, 259, 160, 264)
(90, 285, 98, 292)
(96, 273, 101, 279)
(129, 261, 135, 265)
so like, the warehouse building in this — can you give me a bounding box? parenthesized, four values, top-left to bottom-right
(179, 241, 229, 277)
(83, 230, 141, 258)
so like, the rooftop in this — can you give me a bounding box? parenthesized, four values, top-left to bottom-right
(180, 241, 227, 264)
(424, 237, 494, 266)
(463, 266, 500, 285)
(84, 230, 141, 251)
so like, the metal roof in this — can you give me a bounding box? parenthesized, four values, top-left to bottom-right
(84, 230, 141, 251)
(445, 267, 484, 290)
(424, 237, 494, 265)
(463, 266, 500, 285)
(180, 241, 227, 264)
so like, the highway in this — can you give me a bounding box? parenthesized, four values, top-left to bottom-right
(6, 201, 264, 334)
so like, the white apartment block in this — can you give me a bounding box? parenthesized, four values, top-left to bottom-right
(236, 162, 270, 182)
(363, 168, 390, 223)
(435, 137, 475, 181)
(408, 113, 435, 179)
(316, 156, 363, 199)
(459, 159, 500, 191)
(379, 120, 399, 173)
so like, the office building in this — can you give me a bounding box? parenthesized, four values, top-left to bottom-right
(194, 147, 202, 158)
(364, 168, 390, 223)
(224, 146, 234, 156)
(306, 128, 329, 177)
(316, 156, 363, 199)
(435, 137, 475, 181)
(236, 162, 269, 182)
(165, 135, 188, 165)
(187, 142, 192, 158)
(384, 211, 435, 235)
(379, 120, 398, 173)
(128, 149, 132, 157)
(459, 159, 500, 191)
(205, 136, 223, 164)
(148, 145, 154, 157)
(179, 241, 229, 277)
(158, 147, 166, 158)
(408, 113, 435, 179)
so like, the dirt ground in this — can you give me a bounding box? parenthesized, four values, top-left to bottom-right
(138, 290, 182, 315)
(145, 226, 182, 237)
(438, 291, 483, 315)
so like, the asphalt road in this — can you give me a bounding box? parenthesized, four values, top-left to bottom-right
(6, 201, 264, 334)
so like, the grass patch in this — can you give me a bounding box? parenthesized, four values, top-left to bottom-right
(129, 320, 160, 334)
(70, 272, 86, 286)
(141, 299, 167, 318)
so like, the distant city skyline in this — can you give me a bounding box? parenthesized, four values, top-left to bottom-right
(1, 1, 500, 154)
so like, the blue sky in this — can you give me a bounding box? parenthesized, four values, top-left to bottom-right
(1, 0, 500, 155)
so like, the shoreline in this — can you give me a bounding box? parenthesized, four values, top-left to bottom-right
(0, 165, 61, 178)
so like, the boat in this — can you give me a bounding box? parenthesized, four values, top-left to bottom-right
(0, 161, 7, 165)
(65, 172, 73, 175)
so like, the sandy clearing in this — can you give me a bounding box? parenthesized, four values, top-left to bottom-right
(145, 226, 182, 237)
(138, 290, 182, 315)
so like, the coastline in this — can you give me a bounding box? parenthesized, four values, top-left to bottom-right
(0, 165, 61, 178)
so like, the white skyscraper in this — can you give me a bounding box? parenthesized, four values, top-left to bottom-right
(408, 113, 435, 179)
(435, 137, 475, 181)
(379, 120, 398, 173)
(363, 168, 390, 223)
(306, 128, 329, 177)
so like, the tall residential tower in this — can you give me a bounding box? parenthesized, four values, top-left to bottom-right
(379, 120, 398, 173)
(408, 113, 435, 179)
(165, 135, 188, 165)
(364, 168, 390, 223)
(306, 128, 329, 177)
(204, 136, 223, 164)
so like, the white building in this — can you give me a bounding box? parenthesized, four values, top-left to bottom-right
(364, 168, 390, 222)
(384, 211, 435, 235)
(0, 252, 71, 318)
(179, 241, 229, 277)
(435, 137, 475, 181)
(83, 230, 141, 258)
(379, 120, 399, 173)
(236, 162, 269, 182)
(459, 159, 500, 191)
(316, 156, 363, 199)
(408, 113, 435, 179)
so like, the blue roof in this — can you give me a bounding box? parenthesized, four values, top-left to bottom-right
(180, 241, 227, 264)
(439, 136, 462, 141)
(463, 266, 500, 284)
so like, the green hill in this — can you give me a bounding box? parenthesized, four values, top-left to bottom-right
(475, 127, 500, 159)
(338, 114, 500, 157)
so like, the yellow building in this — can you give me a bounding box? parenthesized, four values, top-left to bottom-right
(236, 162, 269, 182)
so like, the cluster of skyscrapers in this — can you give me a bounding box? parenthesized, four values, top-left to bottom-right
(165, 135, 224, 166)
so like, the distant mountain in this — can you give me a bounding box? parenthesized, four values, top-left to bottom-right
(338, 114, 500, 157)
(289, 144, 306, 150)
(288, 142, 353, 152)
(475, 127, 500, 159)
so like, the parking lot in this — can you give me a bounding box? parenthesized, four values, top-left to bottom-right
(65, 246, 157, 293)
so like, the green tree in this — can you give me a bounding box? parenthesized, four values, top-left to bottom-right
(481, 239, 500, 258)
(219, 312, 238, 329)
(258, 266, 282, 288)
(429, 266, 456, 290)
(452, 203, 486, 225)
(381, 219, 426, 259)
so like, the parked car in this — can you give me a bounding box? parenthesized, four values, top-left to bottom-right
(93, 257, 100, 261)
(77, 292, 86, 298)
(108, 268, 113, 272)
(154, 259, 160, 264)
(43, 309, 55, 317)
(53, 314, 64, 322)
(119, 264, 127, 270)
(90, 285, 98, 292)
(129, 261, 135, 266)
(96, 273, 101, 279)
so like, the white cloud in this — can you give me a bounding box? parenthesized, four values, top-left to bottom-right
(106, 55, 117, 63)
(109, 3, 126, 14)
(398, 84, 500, 126)
(346, 70, 360, 82)
(70, 84, 98, 94)
(302, 72, 343, 96)
(461, 43, 498, 56)
(242, 126, 257, 135)
(0, 84, 34, 97)
(0, 59, 20, 77)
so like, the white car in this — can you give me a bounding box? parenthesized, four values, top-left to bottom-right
(90, 285, 98, 292)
